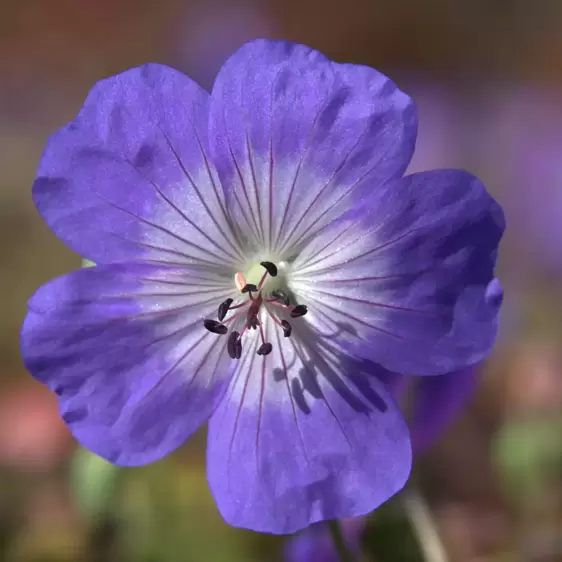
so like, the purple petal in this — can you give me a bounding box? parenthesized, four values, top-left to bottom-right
(208, 39, 417, 253)
(291, 169, 504, 376)
(21, 263, 237, 465)
(33, 64, 244, 268)
(409, 368, 478, 453)
(206, 323, 411, 534)
(284, 518, 366, 562)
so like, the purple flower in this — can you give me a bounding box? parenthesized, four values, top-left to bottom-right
(21, 40, 503, 533)
(392, 368, 479, 454)
(174, 0, 274, 88)
(285, 518, 365, 562)
(484, 87, 562, 275)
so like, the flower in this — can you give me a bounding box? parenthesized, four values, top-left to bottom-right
(284, 518, 365, 562)
(173, 0, 274, 88)
(482, 87, 562, 276)
(404, 82, 468, 175)
(384, 367, 479, 454)
(21, 39, 504, 534)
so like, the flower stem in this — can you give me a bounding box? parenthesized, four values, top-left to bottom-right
(327, 519, 356, 562)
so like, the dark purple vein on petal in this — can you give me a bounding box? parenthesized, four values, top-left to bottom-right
(106, 232, 214, 266)
(184, 109, 247, 255)
(276, 112, 374, 256)
(272, 81, 335, 253)
(214, 342, 251, 440)
(87, 288, 235, 300)
(95, 193, 224, 265)
(291, 221, 355, 272)
(132, 330, 226, 410)
(284, 127, 409, 254)
(302, 294, 407, 340)
(225, 134, 262, 244)
(156, 126, 246, 263)
(227, 341, 258, 468)
(274, 326, 309, 463)
(245, 132, 265, 245)
(124, 156, 242, 265)
(303, 289, 429, 314)
(296, 228, 421, 277)
(135, 276, 232, 290)
(115, 102, 244, 261)
(290, 274, 405, 285)
(289, 338, 354, 450)
(220, 85, 262, 245)
(238, 70, 265, 245)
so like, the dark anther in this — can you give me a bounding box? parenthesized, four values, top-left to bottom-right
(241, 283, 258, 294)
(257, 342, 273, 356)
(281, 320, 292, 338)
(260, 261, 278, 277)
(227, 331, 242, 359)
(217, 298, 233, 322)
(290, 304, 308, 318)
(271, 289, 290, 306)
(204, 319, 228, 335)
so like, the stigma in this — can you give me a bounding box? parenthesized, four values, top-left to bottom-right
(203, 261, 307, 359)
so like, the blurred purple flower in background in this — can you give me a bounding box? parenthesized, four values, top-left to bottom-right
(285, 518, 365, 562)
(484, 87, 562, 276)
(21, 39, 503, 533)
(405, 82, 468, 175)
(173, 0, 274, 88)
(283, 368, 478, 559)
(398, 368, 479, 454)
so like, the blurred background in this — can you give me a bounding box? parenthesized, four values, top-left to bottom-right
(1, 0, 562, 560)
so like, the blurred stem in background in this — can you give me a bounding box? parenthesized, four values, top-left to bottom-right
(71, 447, 123, 562)
(364, 484, 447, 562)
(326, 519, 356, 562)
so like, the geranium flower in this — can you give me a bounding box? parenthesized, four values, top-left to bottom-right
(483, 87, 562, 276)
(285, 518, 365, 562)
(283, 370, 478, 559)
(386, 367, 479, 454)
(21, 39, 504, 534)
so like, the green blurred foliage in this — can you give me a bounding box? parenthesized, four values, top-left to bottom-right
(494, 416, 562, 510)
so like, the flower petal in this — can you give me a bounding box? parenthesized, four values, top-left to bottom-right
(206, 323, 411, 534)
(33, 64, 244, 268)
(291, 169, 504, 376)
(21, 263, 237, 465)
(409, 367, 478, 453)
(209, 39, 417, 254)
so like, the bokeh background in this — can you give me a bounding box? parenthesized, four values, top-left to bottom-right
(1, 1, 562, 560)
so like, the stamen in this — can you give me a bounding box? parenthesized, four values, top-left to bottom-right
(269, 289, 290, 306)
(227, 331, 242, 359)
(204, 319, 228, 335)
(260, 261, 278, 277)
(241, 283, 258, 294)
(222, 307, 250, 324)
(290, 304, 308, 318)
(257, 342, 273, 356)
(207, 261, 307, 359)
(281, 319, 292, 337)
(217, 298, 234, 322)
